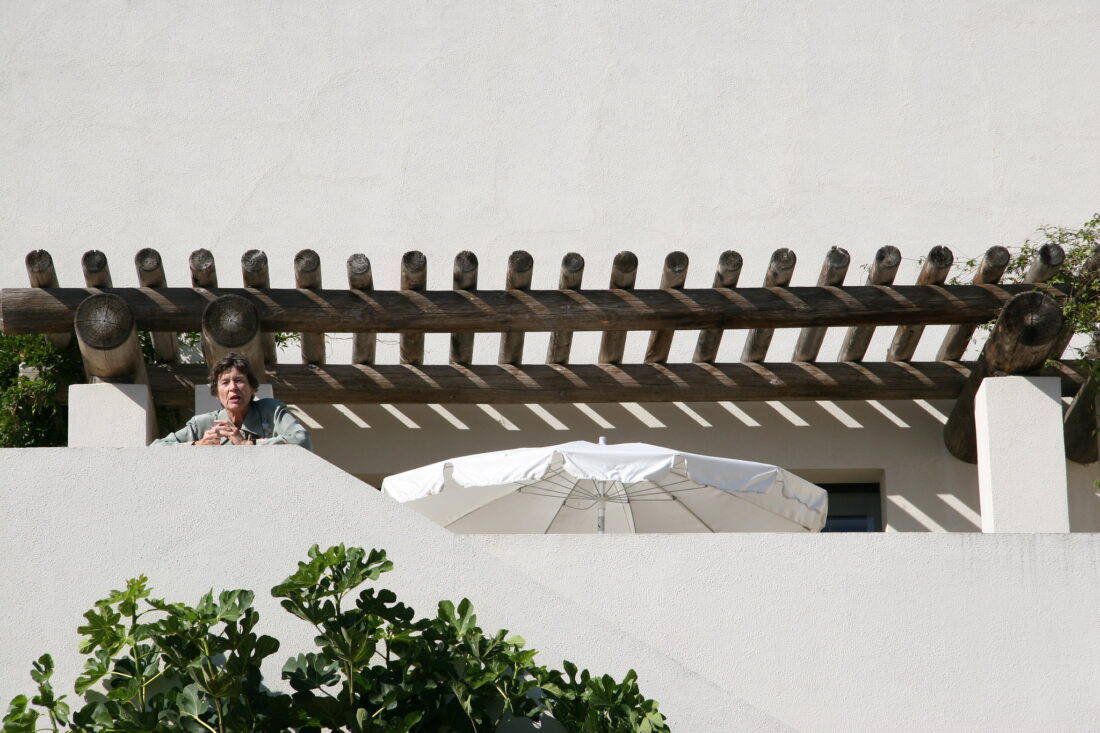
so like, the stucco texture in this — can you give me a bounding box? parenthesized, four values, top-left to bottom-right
(0, 449, 1097, 729)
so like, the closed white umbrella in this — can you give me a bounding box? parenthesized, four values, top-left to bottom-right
(382, 438, 827, 533)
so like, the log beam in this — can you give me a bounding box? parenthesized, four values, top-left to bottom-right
(348, 253, 376, 365)
(888, 246, 953, 361)
(24, 250, 71, 349)
(693, 250, 743, 363)
(837, 245, 901, 362)
(943, 290, 1064, 463)
(189, 249, 217, 288)
(598, 251, 638, 364)
(644, 251, 689, 363)
(139, 359, 1087, 407)
(74, 293, 145, 383)
(295, 249, 325, 364)
(450, 251, 478, 365)
(134, 248, 179, 363)
(400, 250, 427, 365)
(936, 246, 1010, 361)
(742, 248, 796, 361)
(792, 246, 850, 362)
(200, 294, 266, 381)
(241, 249, 278, 365)
(546, 252, 585, 364)
(498, 250, 533, 364)
(82, 250, 112, 288)
(0, 282, 1067, 336)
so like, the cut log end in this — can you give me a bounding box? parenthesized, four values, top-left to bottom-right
(294, 249, 321, 274)
(612, 250, 639, 274)
(875, 246, 902, 271)
(926, 245, 954, 270)
(561, 252, 585, 273)
(770, 248, 797, 273)
(454, 250, 478, 275)
(996, 290, 1064, 350)
(203, 295, 260, 349)
(189, 248, 215, 273)
(75, 293, 133, 351)
(984, 245, 1011, 270)
(241, 249, 269, 274)
(664, 251, 689, 274)
(402, 250, 427, 273)
(25, 250, 54, 274)
(134, 248, 162, 274)
(508, 250, 534, 273)
(82, 250, 109, 275)
(825, 246, 851, 271)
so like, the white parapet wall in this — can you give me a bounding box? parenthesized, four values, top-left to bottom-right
(0, 447, 1097, 730)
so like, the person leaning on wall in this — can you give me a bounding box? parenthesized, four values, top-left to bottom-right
(150, 352, 312, 449)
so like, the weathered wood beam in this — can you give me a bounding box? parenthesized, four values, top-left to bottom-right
(742, 248, 796, 361)
(837, 245, 901, 362)
(1, 282, 1066, 336)
(133, 248, 179, 364)
(498, 250, 533, 365)
(24, 250, 71, 349)
(546, 252, 585, 364)
(347, 253, 376, 365)
(200, 294, 266, 381)
(693, 250, 743, 363)
(82, 250, 112, 288)
(450, 251, 478, 365)
(189, 249, 217, 288)
(1024, 243, 1065, 284)
(1048, 243, 1099, 359)
(294, 249, 325, 365)
(644, 252, 689, 364)
(792, 246, 850, 362)
(936, 246, 1010, 361)
(598, 251, 638, 364)
(74, 293, 145, 383)
(400, 250, 427, 365)
(887, 246, 953, 361)
(1064, 334, 1097, 464)
(241, 249, 278, 365)
(140, 359, 1087, 407)
(943, 290, 1064, 463)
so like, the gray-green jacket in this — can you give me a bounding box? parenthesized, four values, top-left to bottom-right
(150, 397, 312, 450)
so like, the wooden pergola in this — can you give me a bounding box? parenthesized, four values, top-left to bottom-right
(2, 244, 1096, 464)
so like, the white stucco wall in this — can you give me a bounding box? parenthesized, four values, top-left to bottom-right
(1, 2, 1097, 526)
(0, 448, 1096, 730)
(1, 0, 1097, 368)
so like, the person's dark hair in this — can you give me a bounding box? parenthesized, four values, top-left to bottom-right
(208, 353, 260, 396)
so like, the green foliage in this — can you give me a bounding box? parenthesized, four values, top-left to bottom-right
(4, 545, 669, 732)
(0, 334, 83, 448)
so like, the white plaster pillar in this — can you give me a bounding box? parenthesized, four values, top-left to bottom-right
(974, 376, 1068, 532)
(67, 383, 154, 447)
(194, 383, 274, 414)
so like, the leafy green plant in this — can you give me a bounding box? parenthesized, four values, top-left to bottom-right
(3, 545, 669, 732)
(0, 334, 83, 448)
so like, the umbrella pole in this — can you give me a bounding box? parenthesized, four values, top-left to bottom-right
(597, 500, 606, 534)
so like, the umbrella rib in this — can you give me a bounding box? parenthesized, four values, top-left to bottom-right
(650, 481, 717, 533)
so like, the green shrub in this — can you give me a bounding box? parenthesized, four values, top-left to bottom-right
(3, 545, 669, 732)
(0, 334, 82, 448)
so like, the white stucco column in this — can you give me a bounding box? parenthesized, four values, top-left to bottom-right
(67, 383, 154, 447)
(194, 384, 274, 414)
(974, 376, 1068, 532)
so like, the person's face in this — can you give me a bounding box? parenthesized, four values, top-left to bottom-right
(217, 366, 254, 413)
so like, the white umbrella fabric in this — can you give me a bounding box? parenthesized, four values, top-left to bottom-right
(382, 439, 827, 533)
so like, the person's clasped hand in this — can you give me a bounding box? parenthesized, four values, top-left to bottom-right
(213, 419, 253, 445)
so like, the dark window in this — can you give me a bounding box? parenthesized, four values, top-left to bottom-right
(818, 482, 882, 532)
